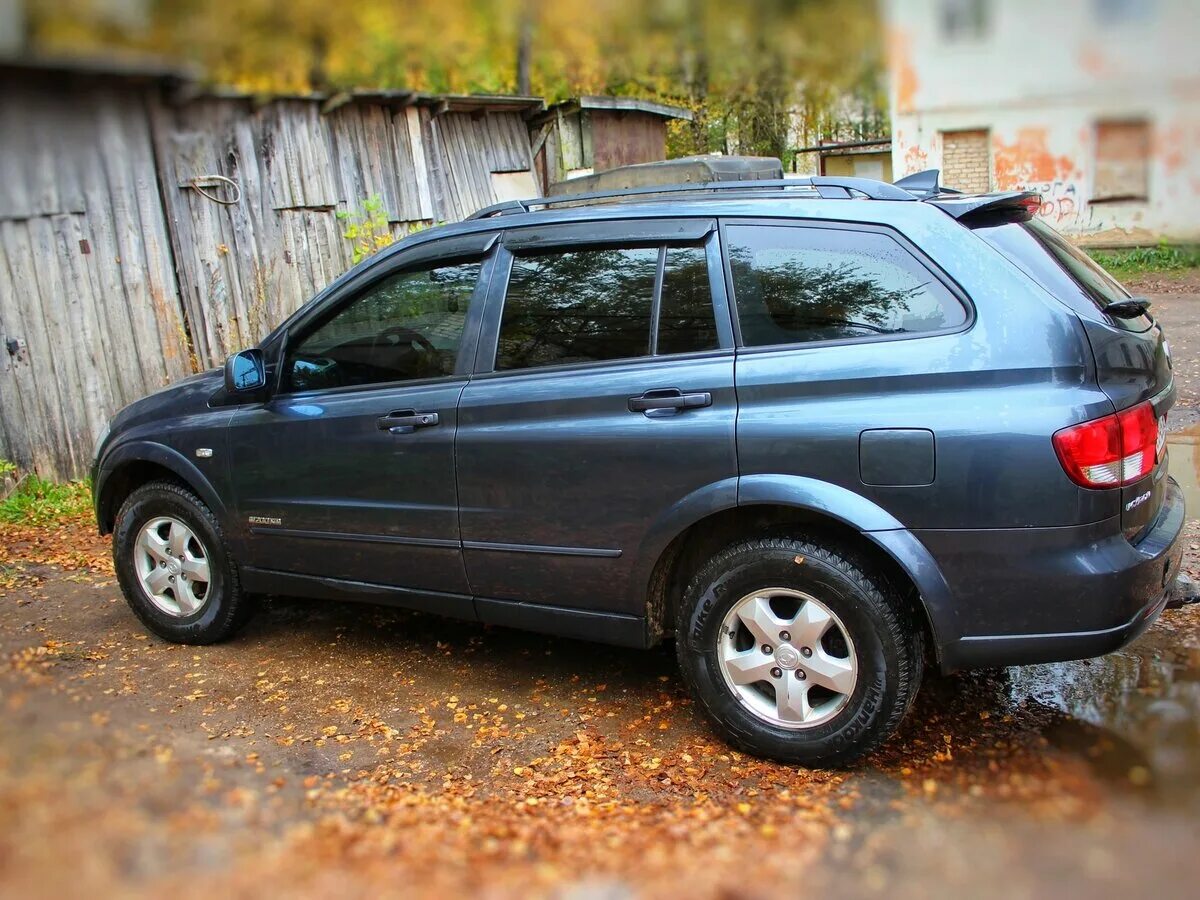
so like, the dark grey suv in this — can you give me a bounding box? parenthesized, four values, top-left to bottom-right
(92, 166, 1185, 766)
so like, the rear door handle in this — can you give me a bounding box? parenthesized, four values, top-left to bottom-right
(377, 409, 440, 434)
(628, 389, 712, 417)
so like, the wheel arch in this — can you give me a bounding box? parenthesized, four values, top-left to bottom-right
(634, 474, 956, 668)
(95, 441, 228, 535)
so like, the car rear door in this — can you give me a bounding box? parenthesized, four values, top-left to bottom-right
(454, 218, 737, 624)
(227, 231, 497, 599)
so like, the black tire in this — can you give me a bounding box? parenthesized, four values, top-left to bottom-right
(112, 480, 255, 644)
(675, 536, 923, 767)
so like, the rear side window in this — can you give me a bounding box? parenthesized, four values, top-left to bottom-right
(726, 225, 967, 347)
(976, 218, 1140, 325)
(495, 244, 718, 371)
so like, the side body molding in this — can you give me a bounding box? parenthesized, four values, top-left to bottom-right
(95, 440, 230, 534)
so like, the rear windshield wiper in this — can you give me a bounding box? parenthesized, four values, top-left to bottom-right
(1103, 297, 1151, 319)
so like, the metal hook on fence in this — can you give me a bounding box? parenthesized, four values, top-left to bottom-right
(188, 175, 242, 206)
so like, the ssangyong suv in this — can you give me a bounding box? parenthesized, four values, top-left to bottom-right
(92, 165, 1185, 766)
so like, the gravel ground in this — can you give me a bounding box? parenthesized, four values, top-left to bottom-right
(3, 283, 1200, 899)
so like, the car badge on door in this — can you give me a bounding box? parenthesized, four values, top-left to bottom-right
(248, 515, 283, 526)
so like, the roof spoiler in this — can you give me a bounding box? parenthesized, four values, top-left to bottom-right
(893, 168, 1041, 224)
(927, 191, 1043, 225)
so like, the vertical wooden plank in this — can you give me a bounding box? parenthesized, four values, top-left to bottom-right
(405, 107, 435, 220)
(420, 107, 452, 223)
(122, 89, 191, 386)
(96, 91, 188, 395)
(28, 216, 90, 474)
(2, 221, 75, 477)
(79, 101, 149, 406)
(0, 229, 38, 473)
(54, 214, 117, 443)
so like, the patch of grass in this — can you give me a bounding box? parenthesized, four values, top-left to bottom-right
(1088, 242, 1200, 279)
(0, 476, 93, 526)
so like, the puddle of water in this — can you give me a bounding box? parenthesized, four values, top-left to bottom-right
(1006, 640, 1200, 802)
(1167, 423, 1200, 512)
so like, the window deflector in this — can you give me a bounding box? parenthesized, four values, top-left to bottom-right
(502, 218, 716, 252)
(282, 230, 499, 344)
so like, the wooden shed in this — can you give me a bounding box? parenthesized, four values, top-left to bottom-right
(529, 96, 693, 193)
(0, 58, 544, 480)
(152, 88, 543, 369)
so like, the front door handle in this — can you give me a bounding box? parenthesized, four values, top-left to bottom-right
(628, 389, 713, 417)
(378, 410, 440, 434)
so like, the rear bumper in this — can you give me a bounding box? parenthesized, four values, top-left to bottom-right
(928, 476, 1185, 672)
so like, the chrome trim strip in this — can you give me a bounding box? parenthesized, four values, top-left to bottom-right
(248, 526, 622, 558)
(463, 540, 622, 558)
(248, 526, 460, 549)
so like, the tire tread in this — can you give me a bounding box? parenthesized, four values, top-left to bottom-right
(675, 535, 923, 767)
(113, 480, 254, 644)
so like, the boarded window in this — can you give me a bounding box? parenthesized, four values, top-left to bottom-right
(939, 0, 990, 40)
(1093, 121, 1150, 202)
(941, 129, 991, 194)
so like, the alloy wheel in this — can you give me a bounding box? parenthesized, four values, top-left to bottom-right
(134, 516, 212, 617)
(717, 587, 858, 729)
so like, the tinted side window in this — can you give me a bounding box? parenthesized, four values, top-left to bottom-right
(657, 246, 719, 355)
(286, 261, 480, 391)
(496, 247, 659, 371)
(975, 218, 1146, 331)
(726, 225, 966, 347)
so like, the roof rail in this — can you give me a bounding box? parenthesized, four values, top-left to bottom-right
(466, 175, 917, 220)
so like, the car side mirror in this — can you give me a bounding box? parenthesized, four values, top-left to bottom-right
(224, 348, 266, 394)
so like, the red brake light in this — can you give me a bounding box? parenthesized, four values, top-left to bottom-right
(1052, 402, 1158, 488)
(1018, 194, 1043, 216)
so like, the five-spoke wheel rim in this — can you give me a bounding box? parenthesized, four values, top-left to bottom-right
(717, 588, 858, 729)
(134, 517, 212, 617)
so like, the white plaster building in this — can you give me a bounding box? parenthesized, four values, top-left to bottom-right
(886, 0, 1200, 245)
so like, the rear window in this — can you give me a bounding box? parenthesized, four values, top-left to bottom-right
(976, 218, 1146, 328)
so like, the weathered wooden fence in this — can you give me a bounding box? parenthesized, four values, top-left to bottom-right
(0, 73, 192, 479)
(0, 63, 542, 480)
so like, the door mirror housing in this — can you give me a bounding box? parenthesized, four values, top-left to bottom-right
(224, 348, 267, 394)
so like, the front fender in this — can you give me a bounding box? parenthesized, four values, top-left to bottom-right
(95, 440, 230, 533)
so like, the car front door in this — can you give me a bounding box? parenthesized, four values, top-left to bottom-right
(227, 232, 497, 600)
(455, 219, 738, 625)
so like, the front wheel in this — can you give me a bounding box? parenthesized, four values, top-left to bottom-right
(675, 536, 923, 767)
(113, 481, 255, 644)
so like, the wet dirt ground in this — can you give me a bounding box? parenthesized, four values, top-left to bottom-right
(4, 283, 1200, 899)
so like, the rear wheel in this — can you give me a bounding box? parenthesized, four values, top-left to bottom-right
(675, 536, 922, 766)
(113, 481, 255, 644)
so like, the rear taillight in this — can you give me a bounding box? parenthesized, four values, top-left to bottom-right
(1052, 402, 1158, 488)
